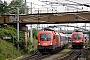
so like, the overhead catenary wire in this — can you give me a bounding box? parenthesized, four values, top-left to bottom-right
(38, 0, 59, 13)
(65, 0, 90, 7)
(56, 0, 83, 11)
(50, 1, 83, 10)
(25, 0, 90, 13)
(38, 0, 84, 12)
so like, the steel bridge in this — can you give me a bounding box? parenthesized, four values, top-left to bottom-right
(0, 11, 90, 24)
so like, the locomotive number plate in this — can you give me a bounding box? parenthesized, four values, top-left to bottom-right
(76, 41, 79, 42)
(43, 43, 47, 45)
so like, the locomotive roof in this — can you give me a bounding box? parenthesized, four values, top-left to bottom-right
(38, 29, 55, 33)
(74, 30, 82, 32)
(72, 31, 83, 34)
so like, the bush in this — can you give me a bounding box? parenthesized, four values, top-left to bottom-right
(0, 26, 25, 50)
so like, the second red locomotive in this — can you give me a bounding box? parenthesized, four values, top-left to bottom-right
(37, 28, 68, 53)
(71, 30, 84, 48)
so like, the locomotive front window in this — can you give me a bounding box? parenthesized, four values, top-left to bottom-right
(74, 34, 82, 40)
(40, 34, 51, 41)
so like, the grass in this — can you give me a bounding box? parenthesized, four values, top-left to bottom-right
(58, 49, 71, 55)
(0, 38, 22, 60)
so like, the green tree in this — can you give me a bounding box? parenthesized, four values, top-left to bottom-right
(0, 0, 6, 15)
(8, 0, 29, 14)
(0, 0, 29, 15)
(32, 28, 38, 39)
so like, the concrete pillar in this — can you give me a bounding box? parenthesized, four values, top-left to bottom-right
(24, 31, 28, 49)
(20, 24, 28, 49)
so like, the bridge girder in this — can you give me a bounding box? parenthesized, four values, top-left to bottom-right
(0, 11, 90, 24)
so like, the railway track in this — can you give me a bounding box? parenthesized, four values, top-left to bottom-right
(21, 44, 70, 60)
(55, 49, 85, 60)
(21, 50, 50, 60)
(21, 45, 86, 60)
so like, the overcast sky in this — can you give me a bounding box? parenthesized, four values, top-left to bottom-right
(3, 0, 90, 5)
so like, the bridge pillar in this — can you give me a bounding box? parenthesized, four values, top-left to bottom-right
(20, 24, 28, 50)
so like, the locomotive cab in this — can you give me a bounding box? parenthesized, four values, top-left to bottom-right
(37, 30, 56, 52)
(72, 31, 84, 48)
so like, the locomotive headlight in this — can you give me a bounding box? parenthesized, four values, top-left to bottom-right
(38, 42, 40, 45)
(81, 41, 83, 42)
(50, 42, 52, 45)
(73, 41, 74, 42)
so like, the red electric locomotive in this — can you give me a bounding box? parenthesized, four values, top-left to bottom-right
(37, 28, 68, 53)
(71, 30, 84, 48)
